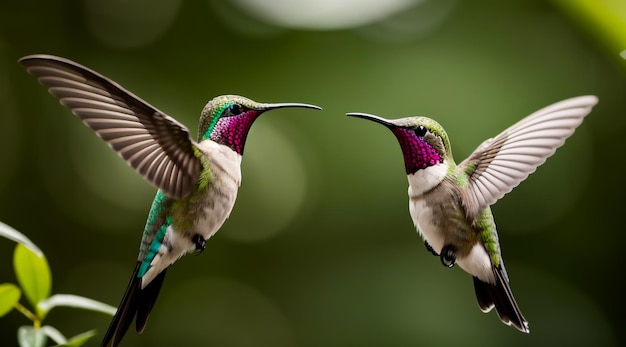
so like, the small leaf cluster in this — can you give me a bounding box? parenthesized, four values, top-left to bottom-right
(0, 222, 116, 347)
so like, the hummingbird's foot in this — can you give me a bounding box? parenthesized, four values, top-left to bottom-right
(440, 245, 456, 268)
(424, 240, 438, 256)
(192, 234, 206, 255)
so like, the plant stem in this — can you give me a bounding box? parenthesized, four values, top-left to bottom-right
(14, 302, 40, 328)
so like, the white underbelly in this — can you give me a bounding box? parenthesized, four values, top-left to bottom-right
(406, 163, 448, 253)
(195, 188, 238, 239)
(409, 197, 445, 254)
(194, 139, 242, 239)
(410, 196, 494, 283)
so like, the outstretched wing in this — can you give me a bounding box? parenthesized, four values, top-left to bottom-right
(20, 54, 202, 200)
(459, 95, 598, 209)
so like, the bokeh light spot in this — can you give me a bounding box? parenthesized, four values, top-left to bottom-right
(84, 0, 181, 48)
(68, 123, 156, 213)
(224, 121, 309, 242)
(36, 106, 151, 232)
(153, 276, 296, 346)
(232, 0, 421, 30)
(355, 0, 457, 42)
(209, 0, 285, 37)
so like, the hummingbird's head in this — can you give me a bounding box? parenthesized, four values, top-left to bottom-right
(346, 112, 453, 175)
(199, 95, 321, 155)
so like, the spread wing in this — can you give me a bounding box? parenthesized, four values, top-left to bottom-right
(458, 95, 598, 209)
(20, 54, 202, 200)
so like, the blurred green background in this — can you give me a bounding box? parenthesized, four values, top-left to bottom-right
(1, 0, 625, 346)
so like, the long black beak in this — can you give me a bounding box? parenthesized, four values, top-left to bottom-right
(265, 103, 322, 111)
(346, 112, 394, 128)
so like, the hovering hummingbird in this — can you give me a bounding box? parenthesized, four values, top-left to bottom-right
(19, 54, 321, 347)
(347, 95, 598, 333)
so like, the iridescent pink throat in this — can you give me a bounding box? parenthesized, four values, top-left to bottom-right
(210, 110, 260, 155)
(392, 128, 443, 175)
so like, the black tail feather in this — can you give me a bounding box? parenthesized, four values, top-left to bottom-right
(101, 262, 167, 347)
(136, 268, 167, 332)
(101, 262, 141, 347)
(472, 266, 529, 333)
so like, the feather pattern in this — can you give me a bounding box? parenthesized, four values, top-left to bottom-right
(19, 54, 202, 199)
(459, 95, 598, 209)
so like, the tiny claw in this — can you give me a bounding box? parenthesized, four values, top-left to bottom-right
(424, 240, 438, 256)
(192, 234, 206, 255)
(440, 245, 456, 268)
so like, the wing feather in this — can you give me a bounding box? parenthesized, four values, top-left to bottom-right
(459, 95, 597, 209)
(20, 54, 202, 199)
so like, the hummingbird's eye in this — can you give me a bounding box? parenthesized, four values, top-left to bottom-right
(228, 104, 242, 115)
(414, 125, 427, 137)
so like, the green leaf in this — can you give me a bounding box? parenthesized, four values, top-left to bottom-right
(0, 283, 21, 317)
(0, 221, 43, 257)
(38, 294, 116, 317)
(13, 244, 51, 313)
(17, 326, 47, 347)
(54, 330, 97, 347)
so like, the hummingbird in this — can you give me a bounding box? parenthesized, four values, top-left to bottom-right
(19, 54, 321, 347)
(347, 95, 598, 333)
